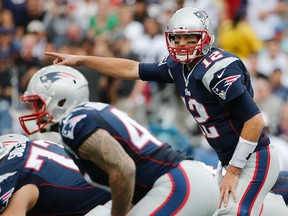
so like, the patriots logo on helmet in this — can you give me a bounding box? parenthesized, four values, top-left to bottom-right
(62, 114, 87, 139)
(212, 75, 241, 100)
(40, 72, 79, 90)
(194, 10, 208, 26)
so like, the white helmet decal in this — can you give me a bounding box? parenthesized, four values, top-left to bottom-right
(40, 71, 80, 90)
(0, 134, 30, 160)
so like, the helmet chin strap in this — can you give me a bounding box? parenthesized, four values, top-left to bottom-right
(40, 122, 59, 133)
(41, 100, 80, 134)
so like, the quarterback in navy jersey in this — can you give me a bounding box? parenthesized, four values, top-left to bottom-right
(139, 47, 269, 165)
(19, 65, 219, 216)
(45, 6, 281, 216)
(0, 134, 111, 216)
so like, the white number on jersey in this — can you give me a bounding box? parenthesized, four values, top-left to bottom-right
(111, 108, 163, 150)
(185, 98, 219, 139)
(25, 140, 79, 171)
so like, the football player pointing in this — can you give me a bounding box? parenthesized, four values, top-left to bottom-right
(45, 7, 280, 215)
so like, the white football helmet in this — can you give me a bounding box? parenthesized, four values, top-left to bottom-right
(0, 133, 30, 160)
(19, 65, 89, 135)
(165, 7, 215, 63)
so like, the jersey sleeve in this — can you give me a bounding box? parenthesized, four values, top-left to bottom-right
(227, 90, 261, 122)
(0, 168, 21, 212)
(139, 56, 174, 83)
(202, 58, 248, 105)
(60, 111, 100, 154)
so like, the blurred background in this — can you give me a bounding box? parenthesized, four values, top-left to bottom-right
(1, 0, 288, 169)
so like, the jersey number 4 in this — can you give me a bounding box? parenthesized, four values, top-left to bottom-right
(111, 108, 163, 150)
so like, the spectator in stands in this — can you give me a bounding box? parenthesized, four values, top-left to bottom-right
(276, 102, 288, 143)
(132, 0, 149, 23)
(71, 0, 98, 34)
(246, 0, 287, 42)
(218, 7, 263, 60)
(0, 27, 17, 134)
(44, 0, 77, 48)
(115, 5, 143, 47)
(0, 0, 14, 30)
(253, 74, 283, 135)
(27, 20, 47, 61)
(87, 0, 118, 40)
(269, 68, 288, 101)
(256, 39, 288, 87)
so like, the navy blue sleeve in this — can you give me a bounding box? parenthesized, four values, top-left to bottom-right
(60, 112, 100, 154)
(227, 90, 261, 122)
(139, 62, 174, 83)
(0, 171, 20, 212)
(208, 61, 249, 105)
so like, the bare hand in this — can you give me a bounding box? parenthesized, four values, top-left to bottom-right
(44, 51, 81, 66)
(218, 165, 240, 208)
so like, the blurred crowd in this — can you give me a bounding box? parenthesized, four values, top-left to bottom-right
(1, 0, 288, 168)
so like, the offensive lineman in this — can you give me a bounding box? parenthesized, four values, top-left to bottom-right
(0, 134, 111, 215)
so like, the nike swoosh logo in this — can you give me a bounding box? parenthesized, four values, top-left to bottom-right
(217, 69, 226, 78)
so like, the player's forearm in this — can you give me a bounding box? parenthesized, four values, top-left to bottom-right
(229, 114, 264, 169)
(110, 169, 135, 216)
(80, 56, 140, 80)
(240, 113, 265, 142)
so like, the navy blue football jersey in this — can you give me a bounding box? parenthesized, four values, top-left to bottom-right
(0, 140, 111, 215)
(139, 47, 270, 165)
(59, 102, 192, 203)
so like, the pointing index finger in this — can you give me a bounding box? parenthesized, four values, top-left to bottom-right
(45, 51, 59, 57)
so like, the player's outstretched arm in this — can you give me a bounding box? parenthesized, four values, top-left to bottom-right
(45, 51, 140, 80)
(78, 129, 136, 216)
(0, 184, 39, 216)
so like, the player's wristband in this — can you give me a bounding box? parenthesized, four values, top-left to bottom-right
(229, 137, 257, 168)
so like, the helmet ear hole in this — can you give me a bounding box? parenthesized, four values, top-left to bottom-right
(58, 99, 66, 107)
